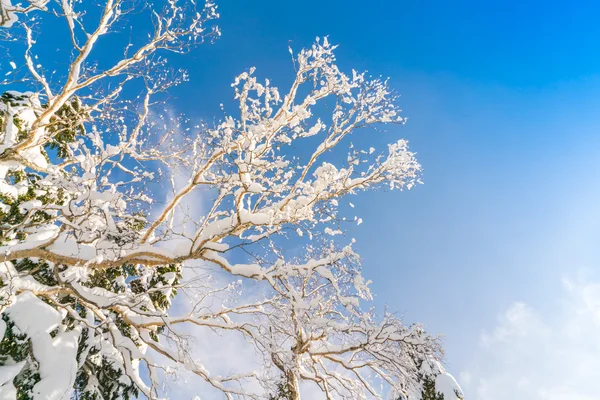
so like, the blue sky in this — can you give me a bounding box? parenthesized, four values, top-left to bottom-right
(160, 1, 600, 397)
(10, 0, 600, 397)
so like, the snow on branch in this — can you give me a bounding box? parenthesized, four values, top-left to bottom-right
(0, 2, 460, 399)
(0, 0, 47, 27)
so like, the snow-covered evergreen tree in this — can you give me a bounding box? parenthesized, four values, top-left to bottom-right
(0, 1, 460, 399)
(420, 377, 444, 400)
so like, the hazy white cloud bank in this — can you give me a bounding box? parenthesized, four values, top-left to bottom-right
(461, 278, 600, 400)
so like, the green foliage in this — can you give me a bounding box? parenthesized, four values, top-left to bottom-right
(0, 315, 29, 364)
(148, 264, 182, 310)
(2, 91, 188, 399)
(44, 97, 87, 159)
(72, 329, 139, 400)
(0, 183, 52, 245)
(0, 315, 41, 400)
(106, 213, 148, 247)
(14, 259, 57, 287)
(420, 376, 444, 400)
(0, 92, 73, 246)
(1, 90, 147, 398)
(0, 258, 182, 397)
(268, 381, 293, 400)
(0, 92, 29, 108)
(393, 376, 445, 400)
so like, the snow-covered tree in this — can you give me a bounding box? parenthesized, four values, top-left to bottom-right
(248, 243, 442, 399)
(0, 1, 458, 399)
(394, 358, 464, 400)
(420, 377, 444, 400)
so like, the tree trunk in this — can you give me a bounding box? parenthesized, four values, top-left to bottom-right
(285, 369, 301, 400)
(271, 351, 301, 400)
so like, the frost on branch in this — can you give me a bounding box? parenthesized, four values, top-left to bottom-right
(0, 2, 451, 398)
(249, 243, 443, 400)
(0, 0, 47, 27)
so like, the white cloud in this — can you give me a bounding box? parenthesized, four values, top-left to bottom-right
(461, 278, 600, 400)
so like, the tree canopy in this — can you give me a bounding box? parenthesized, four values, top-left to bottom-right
(0, 1, 463, 399)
